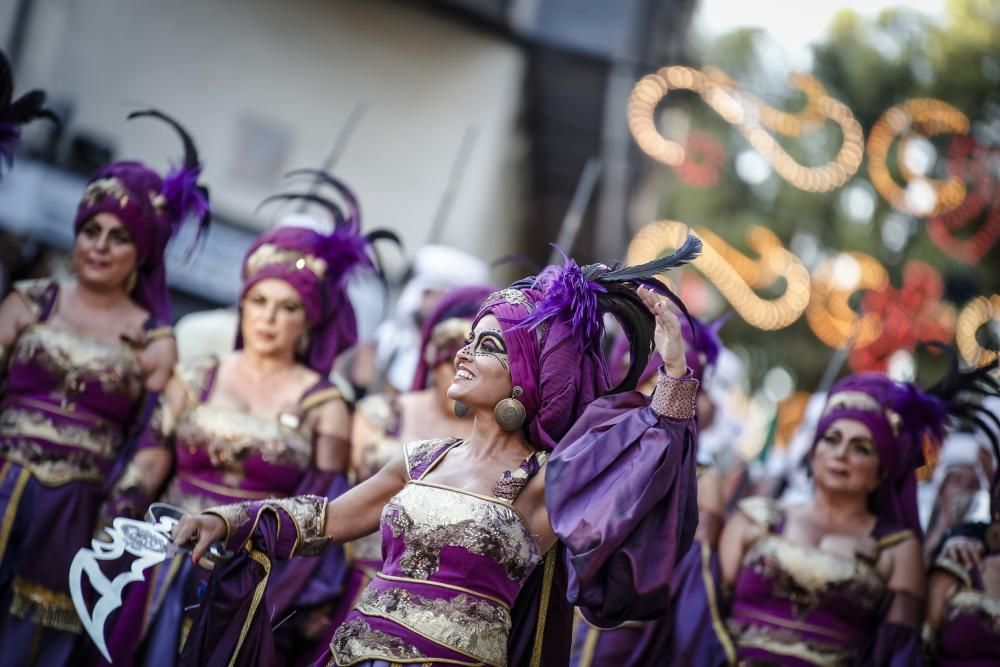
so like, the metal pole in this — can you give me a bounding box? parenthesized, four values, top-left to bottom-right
(296, 101, 368, 210)
(426, 125, 478, 244)
(5, 0, 35, 66)
(549, 157, 602, 264)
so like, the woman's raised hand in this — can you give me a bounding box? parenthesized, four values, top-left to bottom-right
(172, 513, 227, 566)
(638, 285, 687, 378)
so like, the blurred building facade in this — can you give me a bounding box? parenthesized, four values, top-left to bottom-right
(1, 0, 695, 316)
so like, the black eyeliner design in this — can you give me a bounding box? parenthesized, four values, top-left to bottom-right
(468, 329, 510, 370)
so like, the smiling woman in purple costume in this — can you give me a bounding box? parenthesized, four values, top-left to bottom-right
(0, 109, 209, 667)
(672, 353, 999, 667)
(99, 175, 397, 667)
(172, 238, 704, 667)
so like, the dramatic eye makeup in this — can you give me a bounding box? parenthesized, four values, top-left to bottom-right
(468, 329, 509, 369)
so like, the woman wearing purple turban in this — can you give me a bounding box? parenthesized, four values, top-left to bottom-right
(670, 353, 999, 666)
(99, 174, 394, 666)
(172, 238, 704, 666)
(0, 109, 208, 666)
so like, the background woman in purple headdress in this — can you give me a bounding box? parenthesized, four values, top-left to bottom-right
(675, 357, 999, 666)
(100, 176, 393, 667)
(171, 239, 703, 667)
(924, 394, 1000, 665)
(570, 315, 728, 667)
(0, 109, 208, 667)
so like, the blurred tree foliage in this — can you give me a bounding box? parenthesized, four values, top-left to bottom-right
(653, 0, 1000, 390)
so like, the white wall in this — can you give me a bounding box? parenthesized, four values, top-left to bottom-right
(15, 0, 527, 272)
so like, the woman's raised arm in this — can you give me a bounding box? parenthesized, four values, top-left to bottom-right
(173, 450, 408, 565)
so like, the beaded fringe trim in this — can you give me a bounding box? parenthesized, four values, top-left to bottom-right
(9, 577, 82, 633)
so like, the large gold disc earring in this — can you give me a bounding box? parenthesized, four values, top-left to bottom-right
(494, 386, 526, 431)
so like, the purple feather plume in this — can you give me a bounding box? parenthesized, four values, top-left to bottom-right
(318, 223, 375, 285)
(518, 249, 606, 351)
(162, 165, 210, 228)
(893, 381, 949, 448)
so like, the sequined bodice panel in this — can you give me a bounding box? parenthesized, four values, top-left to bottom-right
(5, 325, 144, 417)
(331, 438, 544, 667)
(727, 498, 890, 666)
(380, 481, 541, 600)
(166, 357, 328, 510)
(172, 406, 312, 498)
(0, 281, 147, 484)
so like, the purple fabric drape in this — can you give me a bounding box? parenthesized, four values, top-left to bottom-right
(545, 391, 698, 626)
(180, 511, 292, 667)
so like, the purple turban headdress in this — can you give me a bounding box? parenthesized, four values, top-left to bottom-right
(237, 170, 400, 377)
(475, 236, 702, 452)
(73, 110, 210, 323)
(813, 348, 1000, 536)
(411, 284, 497, 391)
(1, 49, 60, 175)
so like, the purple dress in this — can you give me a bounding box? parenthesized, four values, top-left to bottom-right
(102, 356, 349, 666)
(0, 279, 167, 666)
(666, 497, 922, 666)
(180, 387, 699, 667)
(930, 553, 1000, 666)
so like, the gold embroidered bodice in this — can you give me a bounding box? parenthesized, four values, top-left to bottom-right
(331, 438, 545, 667)
(163, 356, 339, 512)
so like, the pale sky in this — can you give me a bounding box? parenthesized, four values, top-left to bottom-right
(694, 0, 949, 66)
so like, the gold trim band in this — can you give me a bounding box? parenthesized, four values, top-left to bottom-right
(374, 573, 511, 611)
(176, 473, 277, 500)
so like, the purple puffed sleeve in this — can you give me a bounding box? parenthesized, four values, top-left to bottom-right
(545, 372, 699, 627)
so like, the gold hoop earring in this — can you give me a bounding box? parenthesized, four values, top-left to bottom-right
(494, 386, 526, 432)
(125, 269, 138, 293)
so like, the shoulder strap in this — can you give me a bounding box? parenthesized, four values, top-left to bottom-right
(13, 278, 58, 323)
(494, 450, 548, 502)
(404, 437, 461, 480)
(876, 528, 915, 549)
(737, 497, 780, 533)
(298, 381, 343, 413)
(175, 355, 220, 405)
(142, 313, 174, 341)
